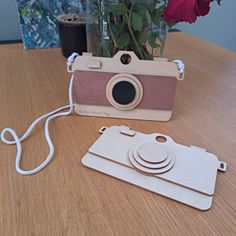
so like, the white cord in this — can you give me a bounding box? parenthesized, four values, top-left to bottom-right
(1, 74, 75, 175)
(173, 59, 185, 74)
(67, 52, 79, 64)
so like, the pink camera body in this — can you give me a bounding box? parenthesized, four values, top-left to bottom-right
(68, 51, 184, 121)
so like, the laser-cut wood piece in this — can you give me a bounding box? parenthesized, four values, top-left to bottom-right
(133, 145, 172, 169)
(82, 126, 227, 210)
(129, 147, 176, 175)
(87, 59, 101, 69)
(137, 142, 168, 163)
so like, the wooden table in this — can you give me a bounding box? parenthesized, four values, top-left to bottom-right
(0, 33, 236, 236)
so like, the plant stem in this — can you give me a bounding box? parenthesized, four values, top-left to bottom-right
(108, 19, 118, 48)
(126, 3, 145, 59)
(157, 35, 165, 57)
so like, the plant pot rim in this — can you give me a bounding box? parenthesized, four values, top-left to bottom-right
(56, 13, 85, 25)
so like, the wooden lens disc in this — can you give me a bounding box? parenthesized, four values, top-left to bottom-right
(128, 146, 175, 175)
(133, 147, 172, 169)
(137, 142, 168, 164)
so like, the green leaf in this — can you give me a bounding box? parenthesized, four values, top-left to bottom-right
(152, 6, 165, 25)
(133, 4, 146, 19)
(138, 31, 150, 44)
(113, 23, 125, 36)
(133, 4, 152, 27)
(109, 3, 128, 15)
(148, 33, 159, 48)
(116, 33, 130, 48)
(144, 9, 152, 27)
(131, 12, 143, 31)
(147, 2, 158, 11)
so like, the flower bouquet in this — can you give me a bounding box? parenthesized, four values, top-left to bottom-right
(86, 0, 222, 60)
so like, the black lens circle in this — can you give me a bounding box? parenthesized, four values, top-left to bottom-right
(112, 81, 136, 105)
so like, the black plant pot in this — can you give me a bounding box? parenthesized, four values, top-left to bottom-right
(56, 13, 87, 58)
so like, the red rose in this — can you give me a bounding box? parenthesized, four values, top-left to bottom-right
(163, 0, 213, 24)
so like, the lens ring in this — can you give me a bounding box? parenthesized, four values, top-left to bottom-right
(106, 74, 143, 110)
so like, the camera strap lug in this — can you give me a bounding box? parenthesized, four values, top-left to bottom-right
(218, 161, 227, 172)
(99, 126, 108, 134)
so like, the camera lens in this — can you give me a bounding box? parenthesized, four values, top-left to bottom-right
(112, 81, 136, 105)
(106, 74, 143, 110)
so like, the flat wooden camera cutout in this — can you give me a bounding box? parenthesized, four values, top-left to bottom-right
(82, 126, 227, 210)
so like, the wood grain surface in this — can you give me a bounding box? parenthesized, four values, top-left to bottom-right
(0, 33, 236, 236)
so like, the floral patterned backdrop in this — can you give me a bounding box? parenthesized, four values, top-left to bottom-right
(16, 0, 85, 49)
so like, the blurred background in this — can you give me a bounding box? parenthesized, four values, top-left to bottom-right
(0, 0, 235, 52)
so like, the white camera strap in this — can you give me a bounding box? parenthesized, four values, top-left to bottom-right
(0, 75, 75, 175)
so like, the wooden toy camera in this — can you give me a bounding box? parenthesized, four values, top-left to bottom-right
(82, 126, 227, 210)
(67, 51, 184, 121)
